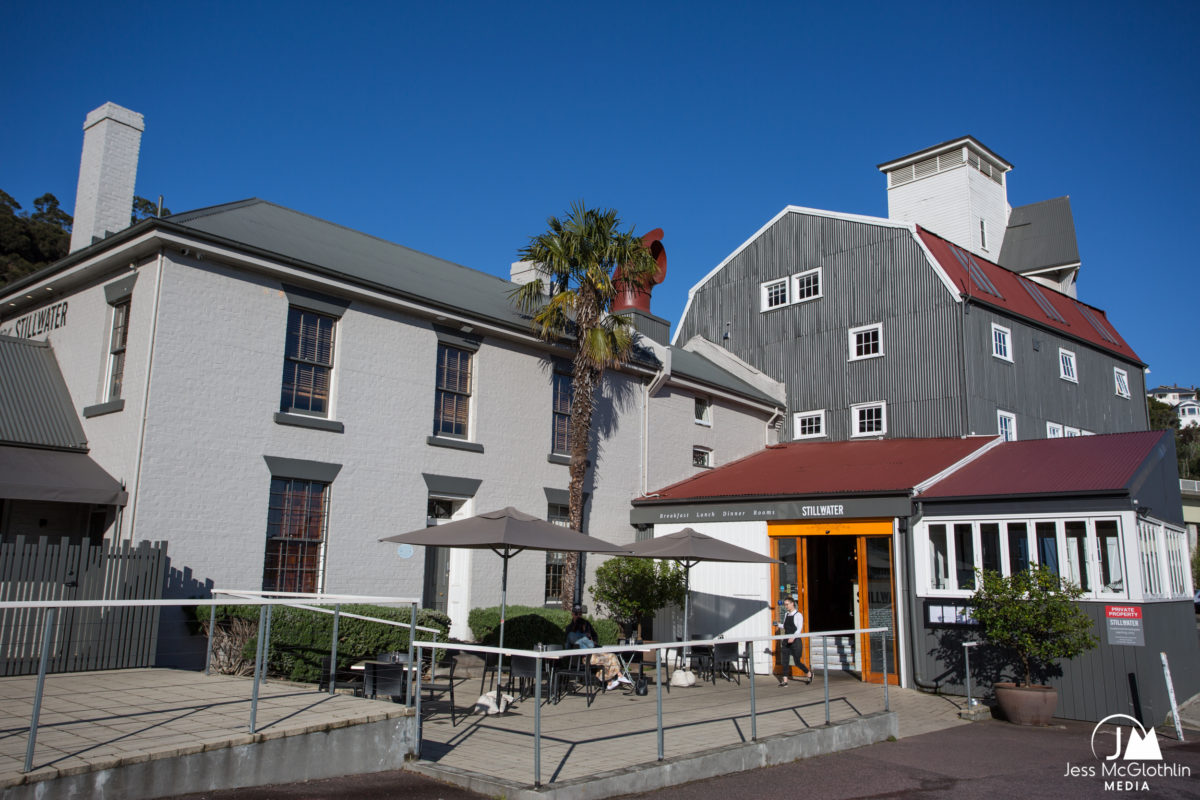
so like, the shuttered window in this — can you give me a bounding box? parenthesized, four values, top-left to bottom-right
(107, 299, 130, 401)
(434, 343, 472, 438)
(552, 372, 572, 454)
(262, 477, 329, 594)
(280, 307, 336, 415)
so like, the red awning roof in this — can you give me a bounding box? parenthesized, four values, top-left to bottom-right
(917, 227, 1142, 364)
(920, 431, 1169, 499)
(636, 437, 996, 503)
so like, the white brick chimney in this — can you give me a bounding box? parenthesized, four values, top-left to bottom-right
(69, 102, 144, 253)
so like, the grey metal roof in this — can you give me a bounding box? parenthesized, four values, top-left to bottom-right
(166, 199, 530, 329)
(0, 335, 88, 451)
(164, 199, 778, 407)
(998, 196, 1080, 273)
(667, 345, 780, 407)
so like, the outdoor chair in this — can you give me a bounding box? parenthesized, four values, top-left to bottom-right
(479, 652, 512, 696)
(422, 654, 459, 725)
(318, 656, 363, 696)
(709, 641, 742, 684)
(551, 651, 601, 706)
(506, 654, 552, 701)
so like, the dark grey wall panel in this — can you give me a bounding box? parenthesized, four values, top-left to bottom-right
(911, 600, 1200, 722)
(677, 212, 965, 440)
(678, 209, 1149, 443)
(963, 305, 1148, 439)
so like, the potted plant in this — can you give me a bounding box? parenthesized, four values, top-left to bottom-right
(970, 565, 1098, 725)
(590, 557, 686, 640)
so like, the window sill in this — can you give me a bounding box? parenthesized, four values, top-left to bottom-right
(547, 453, 571, 466)
(694, 420, 712, 428)
(427, 436, 484, 453)
(273, 412, 345, 433)
(848, 353, 885, 363)
(82, 399, 125, 418)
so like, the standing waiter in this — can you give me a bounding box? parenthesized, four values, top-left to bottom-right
(774, 596, 812, 686)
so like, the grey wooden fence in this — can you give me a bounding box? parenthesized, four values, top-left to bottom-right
(0, 536, 168, 676)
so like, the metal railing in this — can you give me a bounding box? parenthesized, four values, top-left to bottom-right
(407, 626, 892, 788)
(0, 592, 431, 773)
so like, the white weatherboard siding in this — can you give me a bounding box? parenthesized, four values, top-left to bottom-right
(3, 235, 780, 643)
(650, 520, 774, 674)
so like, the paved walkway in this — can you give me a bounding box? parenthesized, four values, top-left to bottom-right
(0, 668, 408, 793)
(416, 668, 968, 786)
(0, 666, 969, 796)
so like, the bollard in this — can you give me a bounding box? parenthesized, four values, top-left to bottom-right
(407, 602, 416, 707)
(963, 641, 979, 709)
(882, 631, 890, 712)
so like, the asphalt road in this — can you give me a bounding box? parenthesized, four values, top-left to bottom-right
(166, 718, 1200, 800)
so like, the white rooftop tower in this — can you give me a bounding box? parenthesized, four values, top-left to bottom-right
(877, 136, 1012, 260)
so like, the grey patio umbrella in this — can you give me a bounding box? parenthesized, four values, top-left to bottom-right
(623, 527, 779, 658)
(380, 506, 629, 700)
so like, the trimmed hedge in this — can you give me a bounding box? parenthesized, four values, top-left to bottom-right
(194, 604, 450, 683)
(467, 605, 619, 649)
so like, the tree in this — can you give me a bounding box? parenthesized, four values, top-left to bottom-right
(590, 557, 686, 639)
(512, 203, 658, 608)
(970, 566, 1097, 686)
(0, 190, 71, 288)
(132, 195, 171, 224)
(1148, 397, 1179, 431)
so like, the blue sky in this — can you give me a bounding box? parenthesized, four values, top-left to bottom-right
(5, 1, 1197, 386)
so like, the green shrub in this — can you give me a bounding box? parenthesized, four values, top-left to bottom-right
(467, 605, 619, 649)
(193, 604, 450, 683)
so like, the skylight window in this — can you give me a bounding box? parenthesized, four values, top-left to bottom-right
(1079, 306, 1118, 344)
(949, 246, 1003, 299)
(1019, 281, 1066, 324)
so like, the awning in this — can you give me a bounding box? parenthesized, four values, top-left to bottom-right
(0, 445, 128, 506)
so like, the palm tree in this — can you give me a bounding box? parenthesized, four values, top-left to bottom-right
(512, 203, 658, 608)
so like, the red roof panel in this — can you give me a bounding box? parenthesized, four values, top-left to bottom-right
(917, 227, 1142, 364)
(637, 437, 996, 503)
(921, 431, 1168, 499)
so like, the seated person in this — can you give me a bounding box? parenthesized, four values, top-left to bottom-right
(564, 604, 632, 691)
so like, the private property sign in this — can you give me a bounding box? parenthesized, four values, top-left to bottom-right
(1105, 605, 1144, 647)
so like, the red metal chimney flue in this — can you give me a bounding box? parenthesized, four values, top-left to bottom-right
(613, 228, 667, 313)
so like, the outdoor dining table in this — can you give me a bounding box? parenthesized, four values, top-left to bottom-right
(351, 659, 419, 701)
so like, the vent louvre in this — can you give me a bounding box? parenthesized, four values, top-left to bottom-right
(889, 165, 914, 187)
(913, 155, 939, 179)
(1079, 306, 1118, 344)
(938, 149, 964, 169)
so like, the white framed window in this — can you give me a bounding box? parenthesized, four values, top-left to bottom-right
(793, 409, 826, 439)
(280, 307, 336, 417)
(263, 477, 330, 594)
(1113, 368, 1130, 399)
(991, 323, 1012, 362)
(848, 323, 883, 361)
(551, 372, 573, 455)
(1046, 422, 1063, 438)
(434, 343, 472, 438)
(694, 397, 712, 426)
(692, 447, 713, 468)
(997, 410, 1017, 442)
(979, 218, 988, 251)
(545, 503, 569, 603)
(851, 401, 887, 437)
(919, 516, 1127, 599)
(106, 299, 131, 401)
(760, 278, 789, 311)
(792, 267, 822, 303)
(1064, 426, 1081, 437)
(1058, 348, 1077, 383)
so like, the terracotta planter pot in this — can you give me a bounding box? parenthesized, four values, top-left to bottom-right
(994, 682, 1057, 725)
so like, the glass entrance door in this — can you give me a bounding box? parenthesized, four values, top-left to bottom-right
(858, 536, 898, 685)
